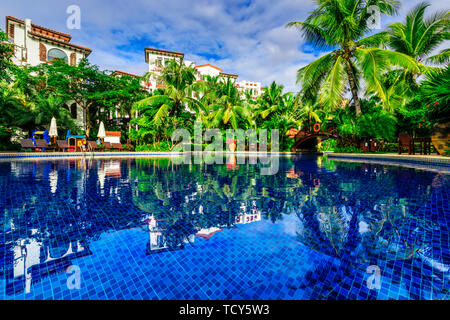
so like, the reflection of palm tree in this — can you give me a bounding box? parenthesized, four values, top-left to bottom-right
(163, 218, 197, 250)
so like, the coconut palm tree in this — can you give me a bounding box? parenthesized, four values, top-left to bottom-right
(256, 81, 285, 120)
(376, 3, 450, 108)
(133, 58, 204, 125)
(287, 0, 419, 115)
(417, 65, 450, 124)
(387, 2, 450, 65)
(206, 79, 254, 130)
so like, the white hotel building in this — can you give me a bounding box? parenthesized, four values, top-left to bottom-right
(5, 16, 91, 129)
(144, 47, 262, 98)
(4, 16, 262, 99)
(5, 16, 91, 67)
(4, 16, 263, 133)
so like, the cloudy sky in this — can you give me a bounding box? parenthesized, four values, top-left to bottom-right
(1, 0, 448, 91)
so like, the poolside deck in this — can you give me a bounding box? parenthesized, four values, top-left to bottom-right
(326, 152, 450, 170)
(0, 151, 298, 160)
(1, 151, 448, 170)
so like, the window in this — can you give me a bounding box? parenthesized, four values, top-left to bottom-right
(70, 53, 76, 66)
(156, 58, 163, 67)
(47, 48, 68, 63)
(9, 24, 14, 40)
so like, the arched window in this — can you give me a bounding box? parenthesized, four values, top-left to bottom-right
(47, 48, 68, 63)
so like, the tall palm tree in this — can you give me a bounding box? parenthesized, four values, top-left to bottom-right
(378, 3, 450, 107)
(134, 58, 203, 125)
(257, 81, 284, 120)
(287, 0, 419, 115)
(206, 79, 254, 130)
(387, 2, 450, 65)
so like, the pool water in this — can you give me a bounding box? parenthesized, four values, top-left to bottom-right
(0, 155, 448, 300)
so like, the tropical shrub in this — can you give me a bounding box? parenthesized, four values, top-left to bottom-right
(334, 145, 363, 153)
(318, 139, 336, 152)
(135, 141, 172, 152)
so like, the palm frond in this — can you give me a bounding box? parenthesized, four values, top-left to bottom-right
(425, 48, 450, 65)
(286, 21, 330, 49)
(357, 32, 390, 48)
(319, 56, 348, 110)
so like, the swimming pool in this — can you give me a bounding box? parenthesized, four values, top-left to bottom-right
(0, 155, 448, 300)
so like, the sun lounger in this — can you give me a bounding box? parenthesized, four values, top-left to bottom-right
(56, 140, 69, 152)
(360, 141, 369, 152)
(87, 141, 101, 152)
(103, 142, 112, 151)
(369, 140, 378, 152)
(19, 139, 36, 151)
(111, 143, 123, 151)
(34, 139, 55, 152)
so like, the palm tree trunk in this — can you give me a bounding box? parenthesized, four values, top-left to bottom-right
(343, 57, 361, 116)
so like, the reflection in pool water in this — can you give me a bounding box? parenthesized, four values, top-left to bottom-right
(0, 155, 448, 300)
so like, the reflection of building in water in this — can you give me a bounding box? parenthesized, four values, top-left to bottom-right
(97, 159, 122, 192)
(49, 169, 58, 193)
(104, 160, 121, 178)
(3, 231, 90, 295)
(235, 212, 261, 224)
(235, 201, 262, 224)
(196, 227, 222, 240)
(145, 200, 263, 254)
(146, 215, 195, 254)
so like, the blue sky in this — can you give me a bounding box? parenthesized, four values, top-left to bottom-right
(1, 0, 448, 91)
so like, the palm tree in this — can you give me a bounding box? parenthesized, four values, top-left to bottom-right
(257, 81, 285, 120)
(287, 0, 419, 115)
(206, 79, 254, 130)
(377, 3, 450, 108)
(195, 74, 222, 106)
(417, 65, 450, 124)
(296, 101, 322, 132)
(34, 94, 76, 133)
(134, 58, 203, 125)
(387, 2, 450, 65)
(0, 81, 35, 134)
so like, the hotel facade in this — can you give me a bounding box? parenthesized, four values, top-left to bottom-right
(5, 16, 263, 134)
(144, 47, 262, 98)
(5, 16, 92, 129)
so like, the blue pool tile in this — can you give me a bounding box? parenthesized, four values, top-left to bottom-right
(0, 156, 449, 300)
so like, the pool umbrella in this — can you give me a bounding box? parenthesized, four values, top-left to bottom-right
(97, 121, 106, 142)
(49, 117, 58, 143)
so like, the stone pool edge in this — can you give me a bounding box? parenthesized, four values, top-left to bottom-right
(0, 151, 301, 160)
(326, 152, 450, 168)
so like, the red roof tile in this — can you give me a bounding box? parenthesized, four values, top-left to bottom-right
(105, 131, 121, 137)
(195, 64, 223, 72)
(113, 70, 140, 78)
